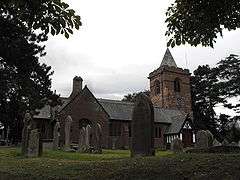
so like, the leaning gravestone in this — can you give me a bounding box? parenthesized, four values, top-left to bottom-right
(53, 121, 60, 150)
(64, 115, 72, 151)
(131, 93, 155, 157)
(171, 138, 183, 153)
(27, 129, 40, 158)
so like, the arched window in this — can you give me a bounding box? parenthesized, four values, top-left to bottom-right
(79, 118, 92, 129)
(174, 78, 181, 92)
(154, 80, 160, 95)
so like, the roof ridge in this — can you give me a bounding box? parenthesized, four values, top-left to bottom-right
(97, 98, 135, 105)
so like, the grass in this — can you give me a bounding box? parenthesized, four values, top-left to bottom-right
(0, 147, 240, 180)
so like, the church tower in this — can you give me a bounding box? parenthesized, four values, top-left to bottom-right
(148, 48, 192, 113)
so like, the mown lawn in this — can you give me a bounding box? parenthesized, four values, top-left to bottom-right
(0, 147, 240, 180)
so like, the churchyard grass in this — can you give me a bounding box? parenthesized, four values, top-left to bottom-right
(1, 147, 240, 179)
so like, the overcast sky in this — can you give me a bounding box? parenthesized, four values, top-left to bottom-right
(41, 0, 240, 113)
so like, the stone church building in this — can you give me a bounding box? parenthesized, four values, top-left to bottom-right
(34, 48, 195, 149)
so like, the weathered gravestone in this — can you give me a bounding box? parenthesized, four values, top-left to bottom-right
(82, 123, 102, 154)
(85, 124, 91, 151)
(171, 138, 184, 153)
(27, 129, 40, 158)
(53, 121, 60, 150)
(78, 127, 87, 152)
(64, 115, 73, 151)
(131, 93, 155, 157)
(21, 111, 32, 155)
(93, 123, 102, 154)
(206, 130, 214, 147)
(195, 130, 214, 149)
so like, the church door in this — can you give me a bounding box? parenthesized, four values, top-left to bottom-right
(182, 129, 193, 147)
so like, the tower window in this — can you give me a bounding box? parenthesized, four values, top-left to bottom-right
(174, 78, 181, 92)
(154, 80, 160, 95)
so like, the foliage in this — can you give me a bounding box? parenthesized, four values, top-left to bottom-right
(191, 65, 223, 135)
(122, 90, 150, 102)
(191, 54, 240, 140)
(1, 0, 81, 41)
(165, 0, 240, 48)
(0, 0, 81, 142)
(217, 54, 240, 113)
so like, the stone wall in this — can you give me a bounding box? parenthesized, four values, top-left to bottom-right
(149, 66, 192, 113)
(58, 89, 109, 148)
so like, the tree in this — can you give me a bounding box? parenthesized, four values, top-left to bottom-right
(0, 0, 81, 142)
(165, 0, 240, 47)
(122, 90, 150, 102)
(217, 54, 240, 113)
(191, 54, 240, 141)
(191, 65, 223, 139)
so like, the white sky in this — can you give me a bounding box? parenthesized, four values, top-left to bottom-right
(41, 0, 240, 116)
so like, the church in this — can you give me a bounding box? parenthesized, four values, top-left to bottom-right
(34, 48, 195, 149)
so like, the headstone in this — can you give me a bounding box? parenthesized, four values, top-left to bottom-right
(53, 121, 60, 150)
(78, 127, 87, 152)
(85, 125, 91, 150)
(205, 130, 214, 147)
(64, 115, 72, 151)
(94, 123, 102, 154)
(171, 138, 183, 153)
(21, 111, 32, 155)
(112, 137, 118, 150)
(195, 130, 213, 149)
(27, 129, 40, 158)
(121, 124, 129, 149)
(131, 93, 155, 157)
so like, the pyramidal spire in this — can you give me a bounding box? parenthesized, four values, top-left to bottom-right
(160, 48, 177, 67)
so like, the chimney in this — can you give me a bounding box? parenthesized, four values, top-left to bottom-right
(69, 76, 83, 99)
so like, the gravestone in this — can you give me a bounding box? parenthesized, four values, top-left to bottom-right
(171, 138, 183, 153)
(131, 93, 155, 157)
(85, 125, 91, 150)
(53, 121, 60, 150)
(27, 129, 40, 158)
(112, 137, 118, 150)
(195, 130, 213, 149)
(21, 111, 32, 155)
(93, 123, 102, 154)
(64, 115, 72, 151)
(205, 130, 214, 147)
(78, 127, 87, 152)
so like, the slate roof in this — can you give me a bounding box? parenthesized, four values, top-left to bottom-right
(98, 99, 134, 121)
(160, 48, 177, 68)
(98, 99, 188, 134)
(34, 97, 188, 134)
(164, 114, 187, 134)
(33, 97, 69, 119)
